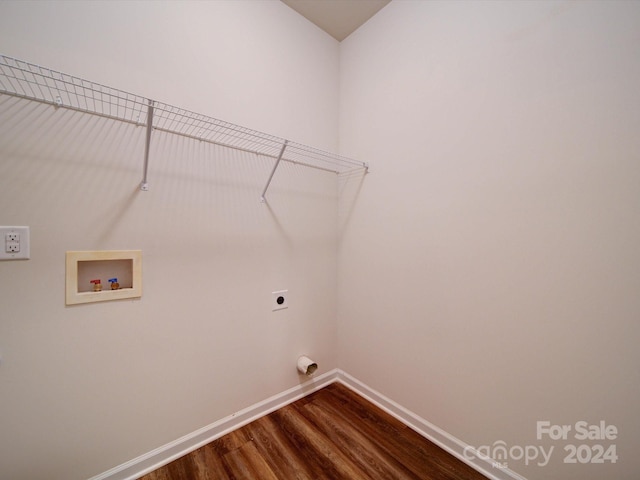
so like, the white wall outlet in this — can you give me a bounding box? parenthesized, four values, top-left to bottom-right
(272, 290, 288, 311)
(0, 226, 30, 260)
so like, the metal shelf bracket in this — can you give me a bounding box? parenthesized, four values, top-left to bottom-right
(140, 99, 154, 191)
(260, 140, 288, 203)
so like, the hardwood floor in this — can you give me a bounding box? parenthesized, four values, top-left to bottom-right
(139, 382, 488, 480)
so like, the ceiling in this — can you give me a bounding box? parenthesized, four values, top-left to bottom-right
(281, 0, 391, 42)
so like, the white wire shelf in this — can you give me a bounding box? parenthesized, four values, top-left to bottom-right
(0, 54, 368, 198)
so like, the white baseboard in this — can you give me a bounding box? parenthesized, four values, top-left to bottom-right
(335, 369, 527, 480)
(88, 369, 340, 480)
(90, 369, 527, 480)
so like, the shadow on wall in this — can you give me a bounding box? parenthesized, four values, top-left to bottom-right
(338, 168, 368, 234)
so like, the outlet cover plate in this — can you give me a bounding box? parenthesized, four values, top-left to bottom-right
(0, 226, 30, 260)
(272, 290, 288, 311)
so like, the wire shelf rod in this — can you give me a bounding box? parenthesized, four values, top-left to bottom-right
(0, 90, 146, 128)
(150, 125, 343, 174)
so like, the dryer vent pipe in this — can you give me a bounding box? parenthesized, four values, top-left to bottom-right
(297, 355, 318, 376)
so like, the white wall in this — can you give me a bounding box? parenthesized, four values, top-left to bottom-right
(338, 1, 640, 479)
(0, 0, 338, 149)
(0, 1, 340, 479)
(4, 1, 640, 479)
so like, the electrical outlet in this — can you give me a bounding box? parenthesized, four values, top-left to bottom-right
(272, 290, 288, 311)
(0, 226, 30, 260)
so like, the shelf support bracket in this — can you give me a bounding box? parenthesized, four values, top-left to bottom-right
(260, 140, 288, 203)
(140, 99, 154, 191)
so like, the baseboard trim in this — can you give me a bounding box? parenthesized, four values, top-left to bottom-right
(335, 370, 527, 480)
(88, 369, 340, 480)
(91, 368, 527, 480)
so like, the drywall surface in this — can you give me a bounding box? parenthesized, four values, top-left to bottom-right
(0, 1, 339, 479)
(338, 1, 640, 479)
(0, 0, 339, 150)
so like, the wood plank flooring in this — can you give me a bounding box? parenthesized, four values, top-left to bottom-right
(139, 382, 488, 480)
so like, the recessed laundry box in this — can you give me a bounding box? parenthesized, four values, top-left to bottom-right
(65, 250, 142, 305)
